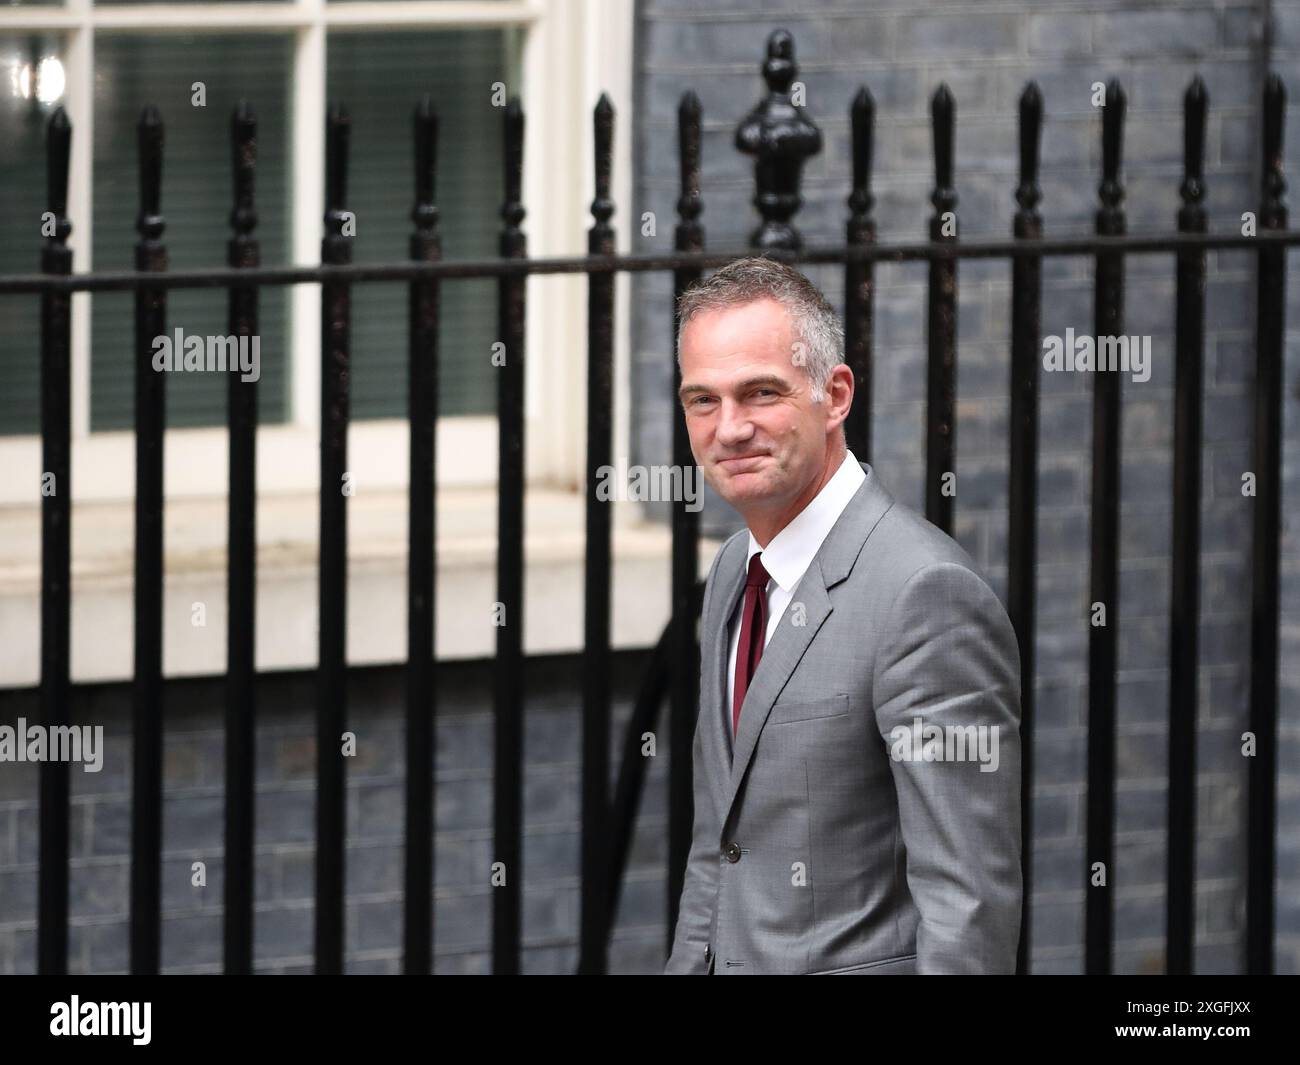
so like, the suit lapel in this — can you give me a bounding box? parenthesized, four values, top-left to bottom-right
(708, 461, 897, 828)
(703, 536, 745, 812)
(722, 562, 833, 815)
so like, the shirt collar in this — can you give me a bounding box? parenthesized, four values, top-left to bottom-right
(744, 449, 866, 593)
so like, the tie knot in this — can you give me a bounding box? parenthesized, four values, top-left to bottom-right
(746, 552, 770, 588)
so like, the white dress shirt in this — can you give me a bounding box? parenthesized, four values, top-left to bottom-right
(725, 449, 866, 732)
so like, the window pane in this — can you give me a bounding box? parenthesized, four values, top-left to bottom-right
(91, 33, 292, 431)
(326, 29, 511, 419)
(0, 32, 65, 437)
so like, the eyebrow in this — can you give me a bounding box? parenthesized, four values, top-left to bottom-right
(677, 374, 791, 402)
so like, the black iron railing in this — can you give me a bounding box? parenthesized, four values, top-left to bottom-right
(2, 29, 1292, 976)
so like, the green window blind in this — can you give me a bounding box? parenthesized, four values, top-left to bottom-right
(3, 23, 511, 436)
(90, 32, 292, 431)
(326, 29, 511, 419)
(0, 32, 63, 437)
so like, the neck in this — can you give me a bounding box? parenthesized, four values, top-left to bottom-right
(746, 438, 847, 547)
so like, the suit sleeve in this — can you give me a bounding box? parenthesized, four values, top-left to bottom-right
(663, 715, 721, 974)
(663, 538, 731, 975)
(871, 561, 1023, 974)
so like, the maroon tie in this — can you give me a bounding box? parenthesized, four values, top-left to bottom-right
(732, 553, 770, 736)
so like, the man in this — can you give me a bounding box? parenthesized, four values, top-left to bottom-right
(664, 256, 1022, 975)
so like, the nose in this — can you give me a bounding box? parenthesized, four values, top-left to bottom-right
(714, 397, 755, 448)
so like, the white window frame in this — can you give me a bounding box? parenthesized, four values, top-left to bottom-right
(0, 0, 636, 503)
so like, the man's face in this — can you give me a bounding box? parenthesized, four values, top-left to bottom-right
(678, 296, 848, 517)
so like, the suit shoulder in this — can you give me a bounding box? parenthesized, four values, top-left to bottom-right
(871, 498, 991, 589)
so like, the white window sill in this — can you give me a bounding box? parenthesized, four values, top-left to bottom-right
(0, 486, 722, 686)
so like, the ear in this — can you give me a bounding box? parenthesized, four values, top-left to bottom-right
(823, 363, 855, 432)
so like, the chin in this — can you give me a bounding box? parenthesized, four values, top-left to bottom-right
(717, 473, 771, 506)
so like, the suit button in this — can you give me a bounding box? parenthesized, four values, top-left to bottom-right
(722, 842, 742, 863)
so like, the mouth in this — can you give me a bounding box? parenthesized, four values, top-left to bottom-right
(716, 453, 768, 471)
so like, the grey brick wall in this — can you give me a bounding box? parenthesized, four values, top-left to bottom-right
(0, 651, 665, 974)
(632, 0, 1299, 973)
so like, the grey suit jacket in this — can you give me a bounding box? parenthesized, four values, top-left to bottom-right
(664, 461, 1022, 975)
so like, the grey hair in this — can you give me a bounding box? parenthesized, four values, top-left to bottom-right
(675, 255, 845, 403)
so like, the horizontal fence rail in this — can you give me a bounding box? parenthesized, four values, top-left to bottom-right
(8, 230, 1300, 296)
(6, 28, 1289, 975)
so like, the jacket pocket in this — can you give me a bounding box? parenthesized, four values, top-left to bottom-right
(768, 692, 850, 725)
(806, 952, 917, 975)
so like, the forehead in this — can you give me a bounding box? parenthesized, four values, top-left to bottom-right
(680, 296, 794, 366)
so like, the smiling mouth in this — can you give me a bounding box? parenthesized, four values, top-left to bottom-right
(717, 454, 767, 468)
